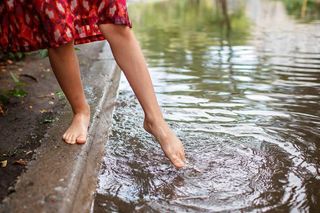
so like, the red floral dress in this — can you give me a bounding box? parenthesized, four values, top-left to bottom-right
(0, 0, 132, 52)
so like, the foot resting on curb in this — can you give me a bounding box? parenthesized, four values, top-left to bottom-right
(62, 107, 90, 145)
(144, 118, 186, 168)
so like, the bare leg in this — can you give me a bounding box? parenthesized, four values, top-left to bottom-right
(99, 24, 186, 168)
(48, 41, 90, 144)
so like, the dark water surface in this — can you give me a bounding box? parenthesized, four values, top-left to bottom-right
(94, 0, 320, 212)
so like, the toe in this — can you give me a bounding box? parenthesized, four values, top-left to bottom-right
(63, 134, 70, 143)
(175, 160, 185, 168)
(76, 135, 86, 144)
(65, 134, 73, 144)
(171, 155, 185, 168)
(69, 135, 77, 144)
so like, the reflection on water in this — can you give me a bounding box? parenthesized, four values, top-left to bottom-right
(94, 0, 320, 212)
(282, 0, 320, 21)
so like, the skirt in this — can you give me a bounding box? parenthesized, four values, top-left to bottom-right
(0, 0, 132, 53)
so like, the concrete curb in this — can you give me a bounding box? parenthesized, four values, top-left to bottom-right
(0, 41, 120, 213)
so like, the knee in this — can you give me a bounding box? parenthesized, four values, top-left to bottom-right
(99, 24, 132, 42)
(48, 40, 74, 54)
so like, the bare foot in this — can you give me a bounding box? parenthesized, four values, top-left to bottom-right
(62, 107, 90, 145)
(144, 118, 186, 168)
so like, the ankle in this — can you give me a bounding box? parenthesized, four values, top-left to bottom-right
(73, 103, 90, 116)
(144, 113, 164, 125)
(143, 115, 168, 134)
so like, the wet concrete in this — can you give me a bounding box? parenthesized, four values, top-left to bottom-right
(0, 41, 121, 213)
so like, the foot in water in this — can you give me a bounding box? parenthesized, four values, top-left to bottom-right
(62, 107, 90, 144)
(144, 118, 186, 168)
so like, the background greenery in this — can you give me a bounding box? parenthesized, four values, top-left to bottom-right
(282, 0, 320, 21)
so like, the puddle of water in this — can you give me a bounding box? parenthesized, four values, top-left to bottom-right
(94, 0, 320, 212)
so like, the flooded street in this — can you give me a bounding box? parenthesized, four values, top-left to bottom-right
(94, 0, 320, 212)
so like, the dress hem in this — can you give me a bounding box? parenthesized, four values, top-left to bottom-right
(2, 20, 132, 53)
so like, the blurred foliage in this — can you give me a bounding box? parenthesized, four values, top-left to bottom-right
(0, 51, 25, 62)
(38, 49, 49, 58)
(8, 72, 27, 98)
(2, 49, 50, 60)
(0, 51, 28, 105)
(55, 90, 65, 100)
(1, 47, 80, 61)
(282, 0, 320, 21)
(0, 72, 27, 105)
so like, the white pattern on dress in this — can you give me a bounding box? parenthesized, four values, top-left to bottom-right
(56, 2, 66, 14)
(45, 8, 55, 19)
(98, 2, 105, 13)
(54, 29, 61, 42)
